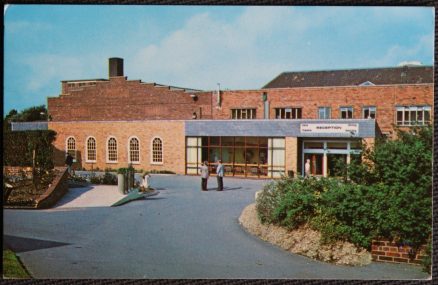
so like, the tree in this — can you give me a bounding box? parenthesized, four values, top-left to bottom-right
(4, 105, 48, 122)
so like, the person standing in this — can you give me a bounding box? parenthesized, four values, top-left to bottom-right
(65, 153, 74, 176)
(200, 161, 209, 191)
(216, 160, 224, 191)
(304, 158, 311, 178)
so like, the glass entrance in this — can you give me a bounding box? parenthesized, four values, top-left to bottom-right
(302, 140, 361, 177)
(304, 153, 323, 175)
(185, 136, 285, 178)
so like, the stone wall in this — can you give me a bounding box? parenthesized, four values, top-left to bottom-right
(3, 166, 33, 179)
(34, 167, 69, 209)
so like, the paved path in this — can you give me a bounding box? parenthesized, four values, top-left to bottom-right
(3, 175, 429, 279)
(55, 184, 126, 208)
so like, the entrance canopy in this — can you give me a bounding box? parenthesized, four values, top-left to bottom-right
(185, 119, 376, 138)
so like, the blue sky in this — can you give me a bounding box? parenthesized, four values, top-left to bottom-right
(4, 5, 434, 114)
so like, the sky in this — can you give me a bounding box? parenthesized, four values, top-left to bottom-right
(4, 5, 434, 114)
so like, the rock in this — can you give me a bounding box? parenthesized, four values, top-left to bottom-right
(239, 203, 372, 266)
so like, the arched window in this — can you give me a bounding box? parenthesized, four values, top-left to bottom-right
(107, 137, 118, 162)
(152, 137, 163, 164)
(66, 137, 76, 159)
(129, 137, 140, 163)
(86, 137, 97, 162)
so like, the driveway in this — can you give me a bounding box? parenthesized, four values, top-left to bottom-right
(3, 175, 429, 279)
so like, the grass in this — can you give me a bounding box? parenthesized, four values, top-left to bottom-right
(3, 249, 31, 279)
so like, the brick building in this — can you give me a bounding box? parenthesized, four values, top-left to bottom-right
(45, 58, 433, 178)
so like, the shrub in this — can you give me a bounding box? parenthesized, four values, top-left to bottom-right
(3, 130, 57, 174)
(421, 239, 431, 274)
(256, 126, 432, 250)
(101, 171, 117, 185)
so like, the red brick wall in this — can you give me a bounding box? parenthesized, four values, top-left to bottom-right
(49, 120, 186, 174)
(214, 84, 433, 133)
(48, 75, 433, 136)
(371, 240, 427, 265)
(49, 77, 213, 121)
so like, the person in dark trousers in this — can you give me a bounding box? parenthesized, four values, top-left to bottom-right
(200, 161, 209, 191)
(65, 153, 74, 175)
(216, 160, 224, 191)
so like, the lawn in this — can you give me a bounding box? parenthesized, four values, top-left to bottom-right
(3, 249, 31, 278)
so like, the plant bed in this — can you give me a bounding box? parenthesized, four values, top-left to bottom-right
(239, 203, 371, 266)
(4, 168, 61, 207)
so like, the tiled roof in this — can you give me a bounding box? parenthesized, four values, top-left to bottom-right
(263, 66, 433, 88)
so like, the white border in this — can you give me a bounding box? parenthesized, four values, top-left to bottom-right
(106, 136, 118, 163)
(85, 136, 97, 163)
(127, 136, 141, 164)
(150, 136, 164, 165)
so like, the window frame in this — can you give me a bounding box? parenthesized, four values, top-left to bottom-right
(85, 136, 97, 163)
(318, 107, 331, 119)
(275, 107, 302, 119)
(231, 108, 257, 120)
(128, 136, 141, 164)
(395, 105, 431, 126)
(151, 137, 164, 165)
(340, 106, 354, 119)
(362, 106, 377, 119)
(65, 136, 77, 160)
(106, 136, 118, 163)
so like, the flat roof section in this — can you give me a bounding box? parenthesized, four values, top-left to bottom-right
(185, 119, 376, 138)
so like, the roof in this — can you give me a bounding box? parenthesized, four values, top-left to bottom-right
(263, 65, 433, 88)
(185, 119, 376, 138)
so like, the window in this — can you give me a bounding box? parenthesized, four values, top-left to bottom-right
(231, 108, 256, 119)
(107, 137, 118, 162)
(363, 106, 376, 119)
(152, 137, 163, 163)
(275, 108, 302, 119)
(340, 107, 353, 119)
(318, 107, 331, 119)
(86, 137, 96, 162)
(129, 137, 140, 163)
(396, 106, 431, 126)
(66, 137, 76, 159)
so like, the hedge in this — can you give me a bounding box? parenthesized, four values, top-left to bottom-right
(3, 129, 57, 174)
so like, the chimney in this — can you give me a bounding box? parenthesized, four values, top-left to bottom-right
(109, 58, 124, 78)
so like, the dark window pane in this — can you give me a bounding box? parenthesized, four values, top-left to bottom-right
(411, 110, 417, 124)
(259, 148, 268, 165)
(364, 109, 369, 118)
(397, 110, 403, 124)
(259, 138, 268, 148)
(210, 137, 220, 146)
(221, 147, 234, 163)
(221, 137, 234, 146)
(208, 148, 221, 163)
(246, 137, 258, 147)
(404, 110, 410, 124)
(297, 108, 302, 119)
(201, 137, 208, 146)
(235, 137, 245, 146)
(424, 110, 430, 122)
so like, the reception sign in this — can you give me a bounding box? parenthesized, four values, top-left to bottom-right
(300, 123, 359, 134)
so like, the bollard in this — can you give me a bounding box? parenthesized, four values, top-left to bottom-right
(118, 174, 125, 194)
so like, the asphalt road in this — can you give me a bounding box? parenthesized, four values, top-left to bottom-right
(3, 175, 429, 279)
